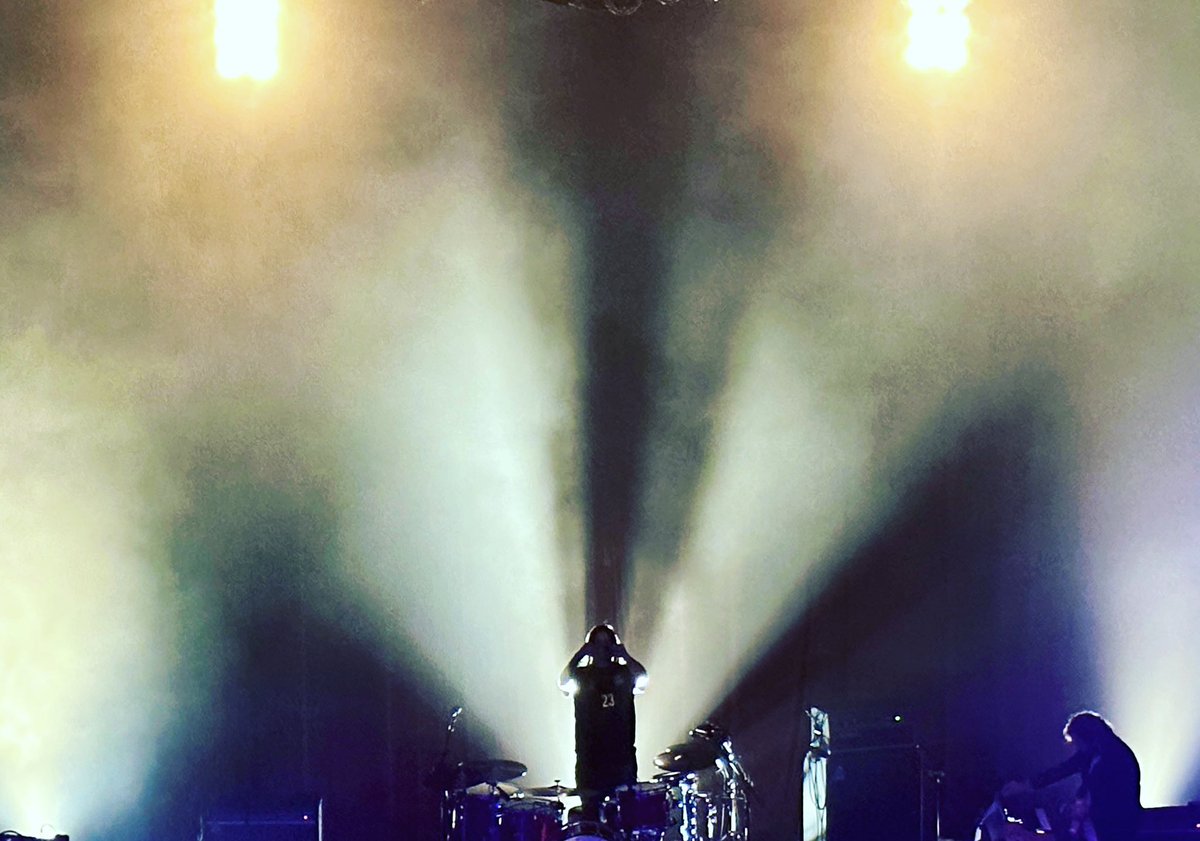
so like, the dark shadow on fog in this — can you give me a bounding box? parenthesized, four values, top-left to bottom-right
(113, 434, 509, 841)
(701, 371, 1098, 841)
(499, 1, 787, 632)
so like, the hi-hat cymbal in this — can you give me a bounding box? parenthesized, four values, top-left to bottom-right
(654, 741, 721, 773)
(525, 783, 576, 798)
(454, 759, 528, 788)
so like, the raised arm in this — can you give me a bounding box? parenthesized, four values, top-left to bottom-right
(614, 644, 648, 694)
(559, 642, 592, 694)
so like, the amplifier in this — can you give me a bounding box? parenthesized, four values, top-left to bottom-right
(827, 745, 934, 841)
(1139, 804, 1200, 841)
(201, 799, 323, 841)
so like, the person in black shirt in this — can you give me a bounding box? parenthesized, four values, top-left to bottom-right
(1006, 711, 1141, 841)
(559, 623, 648, 818)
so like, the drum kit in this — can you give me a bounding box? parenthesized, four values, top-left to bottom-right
(435, 723, 753, 841)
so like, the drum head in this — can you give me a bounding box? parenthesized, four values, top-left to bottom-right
(563, 820, 616, 841)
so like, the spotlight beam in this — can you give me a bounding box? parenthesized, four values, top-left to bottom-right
(1083, 343, 1200, 805)
(325, 159, 583, 783)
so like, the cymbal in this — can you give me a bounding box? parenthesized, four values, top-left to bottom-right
(654, 741, 721, 773)
(454, 759, 528, 788)
(525, 783, 576, 798)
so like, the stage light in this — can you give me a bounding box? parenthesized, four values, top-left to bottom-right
(214, 0, 280, 81)
(603, 0, 643, 15)
(905, 0, 970, 73)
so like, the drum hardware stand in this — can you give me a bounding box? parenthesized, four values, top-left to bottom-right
(429, 706, 464, 837)
(928, 770, 946, 841)
(691, 721, 754, 841)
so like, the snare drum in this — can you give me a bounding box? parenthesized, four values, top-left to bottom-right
(499, 798, 563, 841)
(601, 782, 676, 840)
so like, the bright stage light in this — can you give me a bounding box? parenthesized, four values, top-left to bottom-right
(214, 0, 280, 81)
(905, 0, 971, 73)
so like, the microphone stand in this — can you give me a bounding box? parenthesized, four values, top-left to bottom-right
(439, 706, 464, 769)
(428, 706, 464, 838)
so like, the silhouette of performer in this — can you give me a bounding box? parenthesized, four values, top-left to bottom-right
(1006, 711, 1141, 841)
(559, 623, 648, 819)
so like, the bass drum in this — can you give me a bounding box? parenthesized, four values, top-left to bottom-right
(563, 820, 617, 841)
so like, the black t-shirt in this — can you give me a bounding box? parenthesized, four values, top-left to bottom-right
(573, 663, 637, 791)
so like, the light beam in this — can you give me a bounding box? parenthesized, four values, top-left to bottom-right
(325, 155, 585, 784)
(1080, 346, 1200, 805)
(0, 335, 182, 837)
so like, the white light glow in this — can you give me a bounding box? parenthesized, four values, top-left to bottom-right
(905, 0, 971, 73)
(1081, 348, 1200, 805)
(214, 0, 280, 81)
(0, 335, 181, 836)
(632, 293, 885, 770)
(328, 156, 583, 784)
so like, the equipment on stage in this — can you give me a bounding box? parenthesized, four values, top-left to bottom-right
(654, 742, 723, 774)
(200, 798, 323, 841)
(525, 784, 579, 798)
(434, 718, 752, 840)
(801, 707, 830, 841)
(562, 820, 617, 840)
(501, 798, 566, 840)
(443, 782, 678, 841)
(827, 743, 932, 841)
(1140, 804, 1200, 841)
(536, 0, 703, 17)
(601, 782, 676, 840)
(653, 722, 752, 841)
(455, 760, 531, 788)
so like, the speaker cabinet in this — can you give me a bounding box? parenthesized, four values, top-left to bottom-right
(202, 800, 322, 841)
(827, 745, 931, 841)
